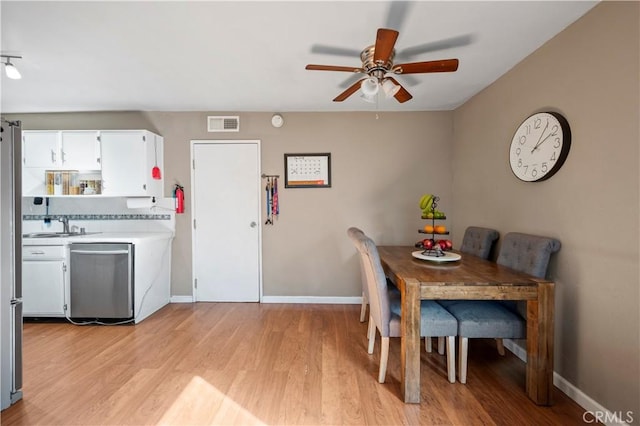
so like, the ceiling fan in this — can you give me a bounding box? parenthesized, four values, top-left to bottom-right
(305, 28, 459, 103)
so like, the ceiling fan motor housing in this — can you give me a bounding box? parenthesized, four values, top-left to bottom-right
(361, 45, 395, 80)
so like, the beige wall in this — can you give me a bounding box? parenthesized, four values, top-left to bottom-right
(451, 2, 639, 418)
(10, 111, 453, 298)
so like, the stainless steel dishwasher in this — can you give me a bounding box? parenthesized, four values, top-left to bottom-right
(69, 243, 134, 319)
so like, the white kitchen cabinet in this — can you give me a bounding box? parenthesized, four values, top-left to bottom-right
(22, 130, 101, 170)
(100, 130, 164, 197)
(60, 131, 101, 170)
(22, 130, 102, 196)
(22, 245, 66, 317)
(22, 131, 59, 168)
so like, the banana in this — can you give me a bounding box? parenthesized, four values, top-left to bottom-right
(424, 196, 434, 212)
(419, 194, 433, 210)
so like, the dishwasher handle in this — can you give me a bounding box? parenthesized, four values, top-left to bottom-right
(71, 249, 130, 255)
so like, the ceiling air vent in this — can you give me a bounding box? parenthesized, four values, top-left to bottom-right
(207, 116, 240, 132)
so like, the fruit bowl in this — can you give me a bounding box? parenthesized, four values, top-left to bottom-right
(414, 238, 453, 251)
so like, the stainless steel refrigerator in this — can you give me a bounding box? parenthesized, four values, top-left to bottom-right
(0, 119, 23, 409)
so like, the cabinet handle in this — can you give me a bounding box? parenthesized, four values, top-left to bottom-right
(51, 149, 56, 164)
(143, 184, 146, 190)
(61, 150, 66, 163)
(29, 250, 46, 255)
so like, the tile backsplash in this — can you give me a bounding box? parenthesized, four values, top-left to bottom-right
(22, 196, 175, 234)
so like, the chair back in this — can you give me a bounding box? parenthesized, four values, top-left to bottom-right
(460, 226, 499, 259)
(347, 227, 369, 302)
(497, 232, 561, 278)
(347, 228, 392, 337)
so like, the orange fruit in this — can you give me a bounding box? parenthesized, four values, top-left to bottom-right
(435, 225, 447, 234)
(423, 225, 434, 233)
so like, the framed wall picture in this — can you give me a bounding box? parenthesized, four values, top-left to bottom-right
(284, 153, 331, 188)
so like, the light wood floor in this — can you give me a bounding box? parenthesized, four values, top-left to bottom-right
(2, 303, 589, 425)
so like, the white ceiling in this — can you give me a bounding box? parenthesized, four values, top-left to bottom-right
(1, 1, 598, 113)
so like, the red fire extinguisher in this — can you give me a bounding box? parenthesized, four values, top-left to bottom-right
(174, 184, 185, 214)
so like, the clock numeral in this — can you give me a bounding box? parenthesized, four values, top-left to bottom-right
(531, 168, 538, 178)
(525, 125, 531, 135)
(518, 158, 522, 168)
(553, 137, 561, 148)
(550, 152, 557, 161)
(541, 162, 548, 173)
(516, 147, 521, 156)
(550, 124, 559, 136)
(523, 165, 528, 174)
(534, 118, 542, 129)
(519, 135, 526, 145)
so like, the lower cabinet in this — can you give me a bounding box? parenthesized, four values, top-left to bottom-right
(22, 245, 66, 317)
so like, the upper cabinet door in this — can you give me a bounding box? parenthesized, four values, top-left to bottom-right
(100, 130, 150, 196)
(60, 131, 101, 170)
(23, 131, 60, 168)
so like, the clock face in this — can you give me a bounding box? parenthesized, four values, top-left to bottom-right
(509, 111, 571, 182)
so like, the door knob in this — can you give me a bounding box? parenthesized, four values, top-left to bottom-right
(250, 221, 257, 228)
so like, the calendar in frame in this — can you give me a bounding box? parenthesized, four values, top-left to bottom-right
(284, 153, 331, 188)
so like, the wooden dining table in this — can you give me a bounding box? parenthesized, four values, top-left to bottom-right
(377, 246, 554, 405)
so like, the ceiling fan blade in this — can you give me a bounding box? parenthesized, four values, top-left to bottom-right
(393, 59, 459, 74)
(373, 28, 399, 64)
(390, 73, 421, 87)
(385, 1, 412, 31)
(338, 73, 364, 89)
(386, 77, 412, 103)
(310, 44, 362, 58)
(333, 79, 364, 102)
(395, 34, 475, 61)
(306, 64, 364, 73)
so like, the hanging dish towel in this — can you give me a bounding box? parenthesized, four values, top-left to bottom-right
(272, 177, 279, 219)
(265, 178, 272, 225)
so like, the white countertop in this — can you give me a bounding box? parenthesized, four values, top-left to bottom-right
(23, 232, 174, 245)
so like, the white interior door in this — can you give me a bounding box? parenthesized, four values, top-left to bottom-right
(191, 141, 261, 302)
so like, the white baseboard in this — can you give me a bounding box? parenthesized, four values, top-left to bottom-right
(169, 295, 361, 305)
(503, 339, 630, 426)
(503, 338, 527, 362)
(260, 296, 361, 304)
(170, 295, 194, 303)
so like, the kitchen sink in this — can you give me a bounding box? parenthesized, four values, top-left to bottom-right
(23, 232, 102, 238)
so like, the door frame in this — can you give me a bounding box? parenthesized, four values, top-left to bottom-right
(189, 139, 263, 302)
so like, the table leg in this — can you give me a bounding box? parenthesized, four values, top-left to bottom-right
(526, 281, 555, 405)
(400, 277, 421, 403)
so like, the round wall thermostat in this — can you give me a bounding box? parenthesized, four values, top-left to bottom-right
(271, 114, 284, 128)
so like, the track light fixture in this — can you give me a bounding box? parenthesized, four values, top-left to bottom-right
(1, 55, 22, 79)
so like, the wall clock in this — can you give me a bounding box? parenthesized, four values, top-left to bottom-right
(509, 111, 571, 182)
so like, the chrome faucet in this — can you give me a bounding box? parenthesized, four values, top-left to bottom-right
(57, 216, 70, 233)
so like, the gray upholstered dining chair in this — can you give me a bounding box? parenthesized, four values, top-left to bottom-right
(459, 226, 500, 260)
(348, 227, 399, 335)
(436, 226, 499, 354)
(347, 227, 458, 383)
(442, 232, 560, 383)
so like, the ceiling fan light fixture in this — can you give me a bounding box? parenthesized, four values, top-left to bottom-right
(360, 92, 377, 103)
(1, 55, 22, 80)
(360, 77, 379, 97)
(381, 78, 400, 98)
